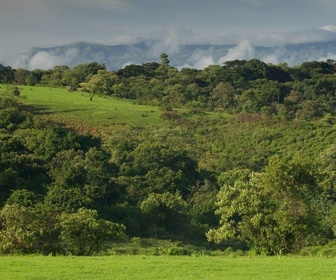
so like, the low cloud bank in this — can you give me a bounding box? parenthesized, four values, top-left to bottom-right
(176, 40, 336, 70)
(10, 26, 336, 71)
(6, 24, 336, 70)
(14, 48, 78, 70)
(29, 49, 78, 70)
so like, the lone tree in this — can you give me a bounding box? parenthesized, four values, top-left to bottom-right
(160, 53, 170, 66)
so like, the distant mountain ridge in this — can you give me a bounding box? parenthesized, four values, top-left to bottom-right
(15, 40, 336, 70)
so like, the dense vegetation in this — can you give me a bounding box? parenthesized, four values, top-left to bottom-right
(0, 55, 335, 256)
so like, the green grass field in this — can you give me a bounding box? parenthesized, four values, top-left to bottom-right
(1, 85, 222, 134)
(13, 86, 165, 130)
(0, 255, 335, 279)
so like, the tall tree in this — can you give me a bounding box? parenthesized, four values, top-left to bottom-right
(207, 155, 332, 255)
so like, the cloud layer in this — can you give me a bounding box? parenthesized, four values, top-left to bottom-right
(26, 49, 78, 70)
(14, 36, 336, 71)
(2, 0, 336, 63)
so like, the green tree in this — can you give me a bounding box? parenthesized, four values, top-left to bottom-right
(6, 189, 37, 207)
(59, 208, 126, 255)
(240, 80, 281, 113)
(47, 65, 70, 87)
(0, 66, 15, 83)
(140, 192, 188, 238)
(80, 70, 116, 100)
(14, 68, 30, 84)
(0, 95, 27, 131)
(124, 142, 199, 199)
(317, 144, 336, 195)
(188, 180, 219, 240)
(297, 100, 324, 120)
(160, 53, 170, 66)
(46, 148, 113, 212)
(210, 82, 238, 111)
(207, 156, 331, 255)
(0, 204, 37, 254)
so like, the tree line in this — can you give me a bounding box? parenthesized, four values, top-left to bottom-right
(0, 56, 335, 255)
(1, 56, 336, 120)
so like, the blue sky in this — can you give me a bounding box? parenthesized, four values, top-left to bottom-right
(1, 0, 336, 64)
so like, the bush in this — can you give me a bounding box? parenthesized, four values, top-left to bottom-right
(59, 208, 126, 255)
(0, 204, 37, 254)
(300, 243, 336, 257)
(12, 86, 20, 96)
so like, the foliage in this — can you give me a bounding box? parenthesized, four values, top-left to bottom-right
(59, 208, 126, 255)
(140, 192, 189, 238)
(0, 204, 38, 254)
(207, 156, 333, 255)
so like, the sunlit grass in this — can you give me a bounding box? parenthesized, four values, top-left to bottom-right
(0, 255, 335, 280)
(0, 85, 226, 136)
(16, 86, 165, 129)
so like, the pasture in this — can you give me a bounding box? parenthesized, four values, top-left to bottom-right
(15, 86, 165, 131)
(0, 255, 335, 279)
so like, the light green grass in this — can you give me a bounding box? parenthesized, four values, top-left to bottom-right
(0, 255, 335, 280)
(1, 85, 224, 135)
(15, 86, 165, 129)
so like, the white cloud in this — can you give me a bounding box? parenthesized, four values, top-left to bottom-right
(321, 25, 336, 32)
(225, 26, 336, 47)
(26, 49, 78, 70)
(176, 49, 216, 70)
(121, 61, 136, 68)
(261, 54, 280, 65)
(218, 40, 255, 63)
(146, 25, 194, 57)
(317, 53, 336, 62)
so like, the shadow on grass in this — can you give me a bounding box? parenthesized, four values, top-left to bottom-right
(21, 104, 52, 115)
(22, 104, 90, 115)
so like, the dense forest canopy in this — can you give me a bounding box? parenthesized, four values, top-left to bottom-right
(0, 56, 335, 255)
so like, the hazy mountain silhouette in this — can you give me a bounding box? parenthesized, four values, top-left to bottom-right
(16, 40, 336, 70)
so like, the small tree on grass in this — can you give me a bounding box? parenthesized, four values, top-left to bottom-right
(79, 70, 115, 100)
(59, 208, 126, 255)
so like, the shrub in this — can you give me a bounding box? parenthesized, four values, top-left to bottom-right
(59, 208, 126, 255)
(12, 86, 20, 96)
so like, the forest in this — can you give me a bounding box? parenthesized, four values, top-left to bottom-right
(0, 54, 335, 256)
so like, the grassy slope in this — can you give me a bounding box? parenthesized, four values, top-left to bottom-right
(15, 86, 165, 134)
(3, 85, 335, 172)
(0, 255, 335, 280)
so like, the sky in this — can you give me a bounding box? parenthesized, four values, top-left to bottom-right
(1, 0, 336, 66)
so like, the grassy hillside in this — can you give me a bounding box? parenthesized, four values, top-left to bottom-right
(15, 86, 165, 132)
(3, 85, 336, 172)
